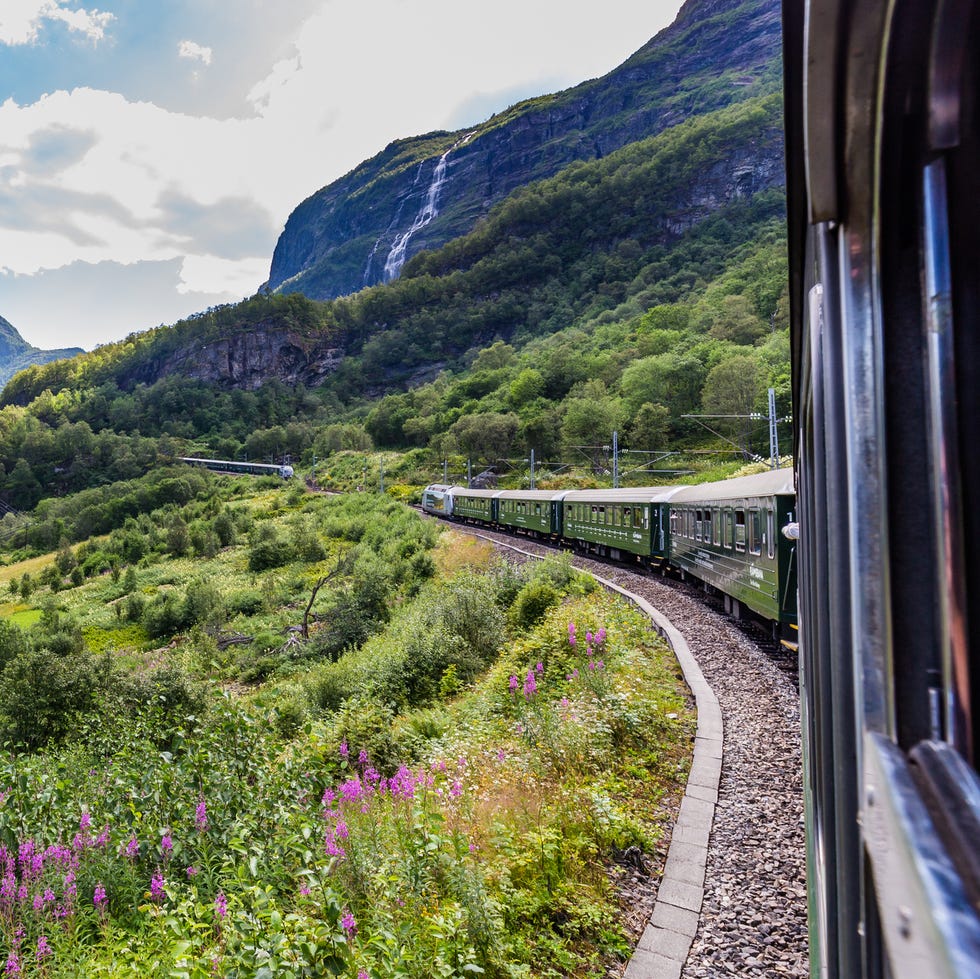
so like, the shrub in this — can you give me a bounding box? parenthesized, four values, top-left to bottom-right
(509, 579, 562, 630)
(226, 588, 265, 616)
(331, 697, 399, 774)
(141, 592, 192, 639)
(0, 648, 102, 749)
(247, 525, 295, 571)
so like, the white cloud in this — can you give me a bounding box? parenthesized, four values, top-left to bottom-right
(0, 1, 113, 46)
(0, 0, 683, 343)
(178, 40, 213, 67)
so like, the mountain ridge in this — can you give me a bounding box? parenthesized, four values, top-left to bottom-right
(0, 314, 83, 388)
(265, 0, 781, 301)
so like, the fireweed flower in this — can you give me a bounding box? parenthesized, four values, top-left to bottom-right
(5, 951, 20, 975)
(161, 834, 173, 858)
(508, 674, 519, 695)
(35, 935, 52, 961)
(341, 909, 357, 937)
(150, 870, 165, 903)
(93, 883, 107, 908)
(214, 892, 227, 918)
(535, 661, 544, 675)
(185, 866, 197, 878)
(339, 741, 349, 759)
(523, 670, 537, 699)
(358, 749, 369, 766)
(124, 837, 139, 859)
(195, 797, 208, 833)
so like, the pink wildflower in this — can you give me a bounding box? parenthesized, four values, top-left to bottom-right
(150, 870, 165, 903)
(215, 891, 227, 918)
(195, 797, 208, 833)
(341, 909, 357, 937)
(523, 670, 537, 699)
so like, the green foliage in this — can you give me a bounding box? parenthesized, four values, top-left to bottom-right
(0, 647, 102, 748)
(508, 579, 561, 630)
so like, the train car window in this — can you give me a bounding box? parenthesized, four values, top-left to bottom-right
(735, 510, 746, 552)
(613, 507, 620, 527)
(766, 509, 775, 559)
(670, 510, 679, 535)
(623, 507, 632, 528)
(535, 504, 541, 515)
(713, 508, 722, 545)
(643, 507, 649, 530)
(695, 509, 703, 541)
(704, 509, 713, 544)
(749, 509, 762, 555)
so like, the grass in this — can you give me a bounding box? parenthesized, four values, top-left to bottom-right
(0, 488, 695, 977)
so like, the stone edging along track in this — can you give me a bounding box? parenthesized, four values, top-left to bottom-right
(590, 570, 722, 979)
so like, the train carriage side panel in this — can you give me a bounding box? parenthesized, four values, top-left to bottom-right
(669, 470, 796, 627)
(495, 490, 566, 536)
(448, 488, 498, 525)
(561, 487, 688, 562)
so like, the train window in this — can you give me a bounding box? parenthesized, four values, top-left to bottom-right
(671, 511, 680, 535)
(642, 508, 649, 530)
(713, 508, 721, 545)
(695, 509, 703, 541)
(749, 509, 762, 555)
(704, 509, 713, 544)
(613, 507, 620, 527)
(735, 510, 746, 552)
(623, 507, 632, 527)
(766, 509, 775, 559)
(535, 504, 541, 515)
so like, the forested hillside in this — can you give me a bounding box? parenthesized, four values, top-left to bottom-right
(0, 91, 788, 513)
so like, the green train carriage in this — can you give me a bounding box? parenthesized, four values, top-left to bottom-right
(668, 469, 797, 639)
(448, 488, 498, 524)
(494, 490, 567, 537)
(560, 486, 689, 566)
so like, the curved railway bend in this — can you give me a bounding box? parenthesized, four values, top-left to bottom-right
(456, 526, 809, 978)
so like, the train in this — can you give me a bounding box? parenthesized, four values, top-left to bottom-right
(784, 0, 980, 977)
(421, 467, 798, 643)
(178, 457, 295, 480)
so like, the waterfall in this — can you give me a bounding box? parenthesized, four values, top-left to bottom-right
(381, 133, 476, 283)
(362, 163, 426, 287)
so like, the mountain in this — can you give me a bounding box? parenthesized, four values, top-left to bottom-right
(265, 0, 782, 301)
(2, 0, 787, 409)
(0, 315, 83, 388)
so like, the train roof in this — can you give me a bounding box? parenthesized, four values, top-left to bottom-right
(494, 489, 569, 501)
(670, 468, 796, 504)
(447, 486, 498, 498)
(423, 483, 453, 493)
(562, 485, 690, 504)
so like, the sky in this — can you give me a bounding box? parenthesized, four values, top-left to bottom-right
(0, 0, 684, 352)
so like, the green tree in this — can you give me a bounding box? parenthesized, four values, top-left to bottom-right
(628, 402, 671, 451)
(701, 354, 763, 455)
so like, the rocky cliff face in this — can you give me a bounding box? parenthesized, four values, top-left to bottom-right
(266, 0, 781, 301)
(0, 315, 83, 389)
(122, 325, 344, 391)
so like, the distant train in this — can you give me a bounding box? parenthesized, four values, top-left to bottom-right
(422, 468, 798, 642)
(178, 457, 294, 479)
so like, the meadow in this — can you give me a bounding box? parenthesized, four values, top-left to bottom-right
(0, 482, 694, 977)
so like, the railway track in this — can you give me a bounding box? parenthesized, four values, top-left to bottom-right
(438, 520, 810, 977)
